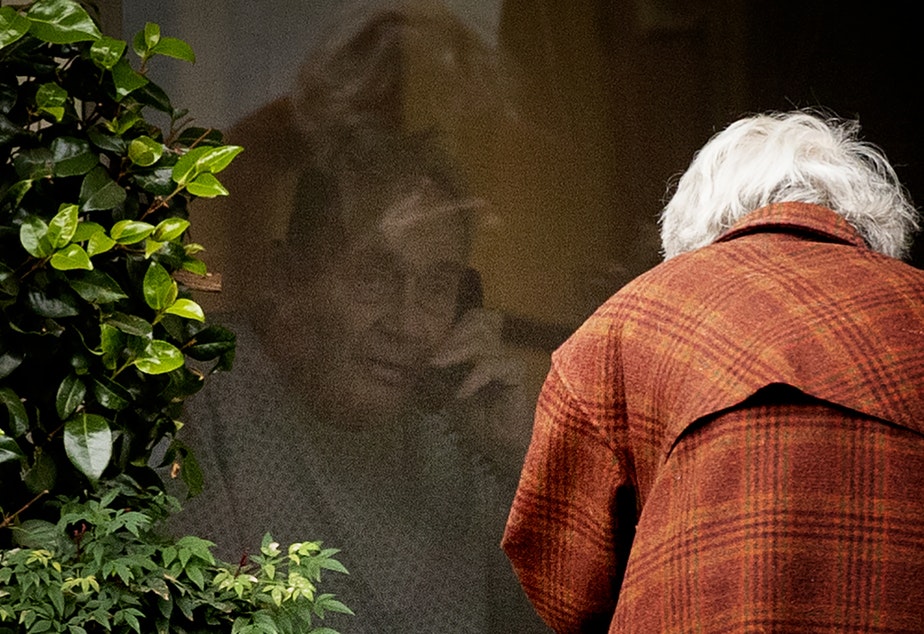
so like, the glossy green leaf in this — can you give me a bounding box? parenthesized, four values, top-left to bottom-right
(111, 57, 148, 100)
(111, 220, 154, 244)
(99, 322, 124, 370)
(87, 230, 116, 256)
(50, 244, 92, 271)
(56, 373, 86, 420)
(47, 203, 79, 248)
(51, 136, 97, 177)
(104, 312, 153, 337)
(35, 82, 67, 121)
(0, 349, 23, 381)
(143, 261, 178, 311)
(0, 387, 29, 437)
(134, 340, 184, 375)
(1, 179, 33, 207)
(0, 261, 19, 296)
(26, 287, 80, 317)
(88, 125, 127, 153)
(0, 7, 30, 50)
(69, 269, 128, 304)
(92, 377, 132, 411)
(164, 298, 204, 322)
(14, 147, 54, 179)
(64, 413, 112, 482)
(153, 217, 190, 242)
(0, 435, 26, 466)
(80, 166, 127, 211)
(133, 80, 175, 115)
(26, 0, 101, 44)
(132, 165, 174, 196)
(23, 449, 56, 493)
(128, 135, 163, 167)
(90, 35, 126, 70)
(186, 172, 228, 198)
(20, 215, 54, 258)
(151, 36, 195, 63)
(131, 27, 147, 57)
(185, 325, 236, 362)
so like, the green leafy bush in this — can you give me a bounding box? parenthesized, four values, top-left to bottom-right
(0, 1, 349, 632)
(0, 478, 351, 634)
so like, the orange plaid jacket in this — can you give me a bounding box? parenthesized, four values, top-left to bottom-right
(503, 203, 924, 633)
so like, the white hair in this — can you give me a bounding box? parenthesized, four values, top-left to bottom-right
(660, 110, 919, 260)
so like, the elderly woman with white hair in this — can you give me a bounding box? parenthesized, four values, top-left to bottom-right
(503, 110, 924, 633)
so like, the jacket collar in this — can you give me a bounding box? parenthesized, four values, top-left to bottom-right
(716, 202, 868, 249)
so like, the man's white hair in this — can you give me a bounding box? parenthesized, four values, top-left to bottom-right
(660, 110, 919, 260)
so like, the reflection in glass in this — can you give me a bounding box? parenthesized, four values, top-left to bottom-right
(169, 2, 547, 631)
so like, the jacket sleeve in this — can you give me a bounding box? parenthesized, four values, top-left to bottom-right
(502, 323, 633, 633)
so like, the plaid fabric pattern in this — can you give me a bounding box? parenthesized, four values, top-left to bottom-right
(503, 203, 924, 633)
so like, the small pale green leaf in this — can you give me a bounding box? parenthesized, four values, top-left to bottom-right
(35, 82, 68, 122)
(164, 298, 204, 322)
(143, 22, 160, 48)
(153, 217, 190, 242)
(186, 173, 228, 198)
(72, 221, 105, 243)
(20, 215, 54, 258)
(151, 36, 195, 63)
(47, 203, 79, 248)
(143, 261, 178, 310)
(56, 373, 86, 420)
(144, 238, 165, 258)
(80, 166, 127, 211)
(109, 111, 141, 136)
(128, 135, 163, 167)
(63, 413, 112, 482)
(171, 146, 209, 185)
(111, 220, 154, 244)
(111, 57, 148, 100)
(26, 0, 101, 44)
(172, 145, 241, 185)
(0, 7, 30, 50)
(134, 340, 184, 375)
(198, 145, 243, 175)
(51, 137, 97, 177)
(87, 231, 116, 256)
(90, 35, 126, 70)
(0, 387, 29, 437)
(180, 258, 207, 276)
(50, 244, 92, 271)
(69, 269, 128, 304)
